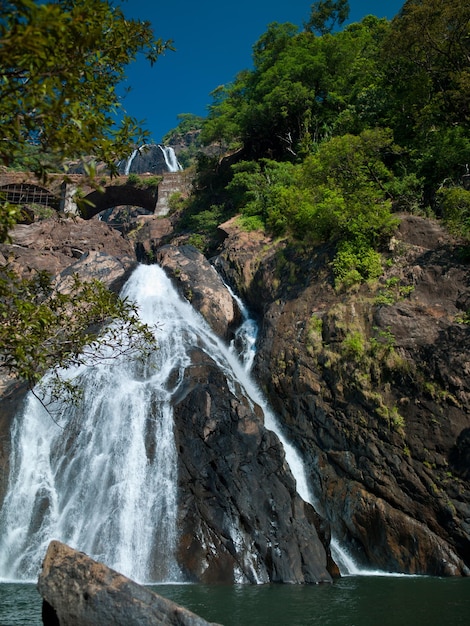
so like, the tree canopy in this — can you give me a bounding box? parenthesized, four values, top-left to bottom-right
(305, 0, 350, 35)
(0, 0, 167, 397)
(174, 0, 470, 282)
(0, 0, 171, 178)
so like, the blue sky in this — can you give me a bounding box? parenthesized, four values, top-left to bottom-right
(120, 1, 404, 143)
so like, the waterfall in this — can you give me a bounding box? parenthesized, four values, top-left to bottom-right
(229, 292, 383, 577)
(0, 263, 378, 584)
(158, 145, 182, 172)
(228, 292, 316, 507)
(0, 264, 285, 584)
(0, 266, 185, 584)
(123, 147, 139, 175)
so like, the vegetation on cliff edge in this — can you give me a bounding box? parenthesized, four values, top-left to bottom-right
(169, 0, 470, 284)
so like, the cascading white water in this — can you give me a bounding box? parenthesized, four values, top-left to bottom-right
(0, 266, 188, 584)
(231, 295, 395, 577)
(158, 145, 182, 172)
(0, 263, 381, 584)
(123, 147, 139, 175)
(228, 293, 317, 507)
(0, 264, 287, 584)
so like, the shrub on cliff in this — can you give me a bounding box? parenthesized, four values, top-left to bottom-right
(225, 129, 398, 287)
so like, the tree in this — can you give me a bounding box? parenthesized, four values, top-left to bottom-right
(201, 14, 391, 159)
(382, 0, 470, 139)
(380, 0, 470, 198)
(163, 114, 205, 142)
(305, 0, 350, 35)
(0, 270, 156, 409)
(0, 0, 167, 399)
(0, 0, 170, 176)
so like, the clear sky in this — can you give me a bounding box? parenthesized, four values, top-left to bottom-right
(120, 1, 405, 144)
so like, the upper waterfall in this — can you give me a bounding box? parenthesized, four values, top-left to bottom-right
(158, 145, 182, 172)
(118, 144, 182, 176)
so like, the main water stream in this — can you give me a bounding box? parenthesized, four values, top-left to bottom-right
(0, 264, 335, 583)
(1, 264, 469, 623)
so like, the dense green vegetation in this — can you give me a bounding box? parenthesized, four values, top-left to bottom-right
(162, 113, 205, 168)
(173, 0, 470, 283)
(0, 0, 166, 395)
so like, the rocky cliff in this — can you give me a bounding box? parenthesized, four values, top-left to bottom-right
(1, 207, 469, 579)
(213, 214, 470, 576)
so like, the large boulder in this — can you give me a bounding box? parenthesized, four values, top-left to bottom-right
(38, 541, 221, 626)
(213, 217, 275, 313)
(171, 347, 335, 584)
(156, 245, 241, 340)
(0, 217, 136, 291)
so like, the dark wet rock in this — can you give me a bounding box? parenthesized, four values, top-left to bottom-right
(213, 214, 470, 576)
(171, 347, 334, 584)
(135, 216, 174, 261)
(213, 217, 277, 313)
(0, 379, 28, 507)
(449, 428, 470, 480)
(38, 541, 221, 626)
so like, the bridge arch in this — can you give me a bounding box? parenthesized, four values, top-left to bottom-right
(80, 183, 159, 219)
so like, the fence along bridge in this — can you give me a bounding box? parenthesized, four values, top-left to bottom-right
(0, 182, 61, 210)
(0, 171, 187, 218)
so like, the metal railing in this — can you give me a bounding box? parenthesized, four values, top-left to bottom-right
(0, 183, 60, 209)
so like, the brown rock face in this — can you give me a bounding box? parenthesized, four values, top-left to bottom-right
(214, 215, 470, 576)
(38, 541, 221, 626)
(0, 217, 136, 290)
(156, 244, 241, 340)
(214, 217, 275, 311)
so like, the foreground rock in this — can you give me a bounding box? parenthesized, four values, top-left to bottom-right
(214, 214, 470, 576)
(38, 541, 221, 626)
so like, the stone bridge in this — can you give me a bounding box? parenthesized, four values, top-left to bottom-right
(0, 170, 190, 218)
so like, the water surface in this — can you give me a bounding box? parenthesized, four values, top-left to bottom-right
(153, 577, 470, 626)
(3, 577, 467, 626)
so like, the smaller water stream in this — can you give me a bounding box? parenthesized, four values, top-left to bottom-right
(158, 145, 182, 172)
(123, 147, 139, 175)
(229, 289, 396, 578)
(120, 144, 182, 174)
